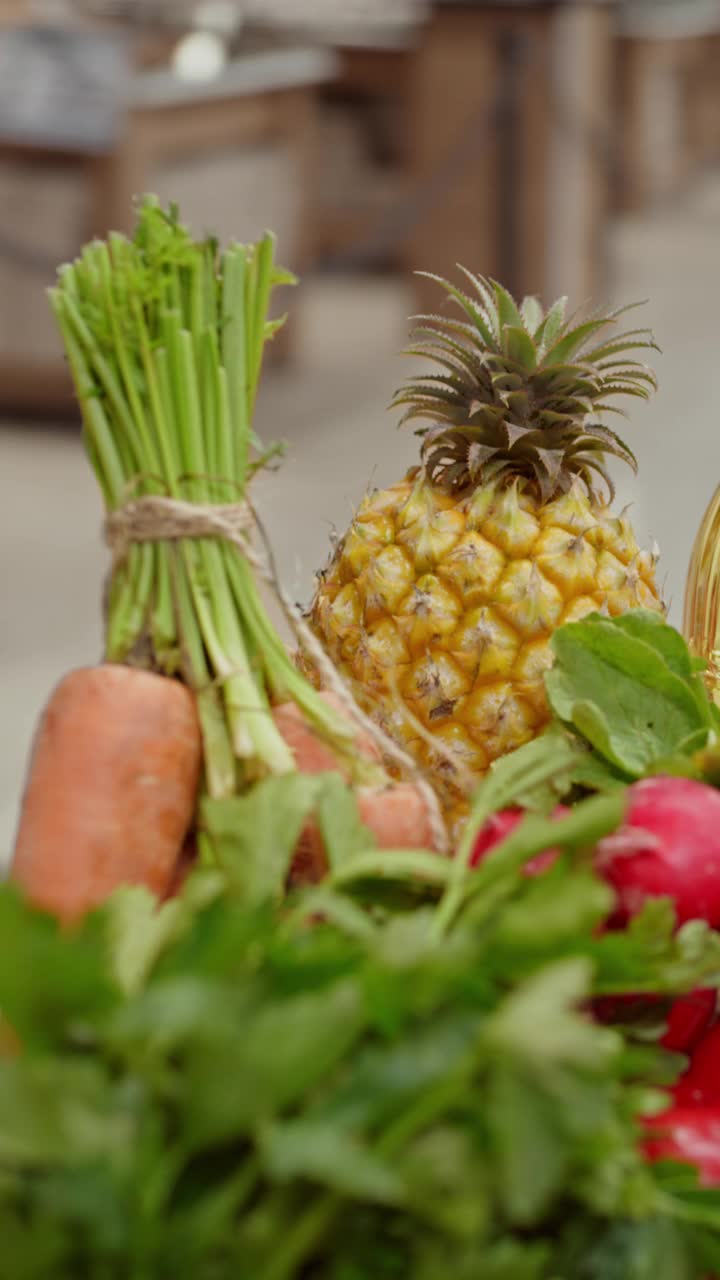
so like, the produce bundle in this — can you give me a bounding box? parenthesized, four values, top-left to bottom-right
(7, 197, 720, 1275)
(47, 195, 388, 792)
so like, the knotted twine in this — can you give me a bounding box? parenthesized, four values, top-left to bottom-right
(104, 495, 449, 855)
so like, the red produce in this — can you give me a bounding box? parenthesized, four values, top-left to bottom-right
(471, 806, 569, 875)
(643, 1105, 720, 1186)
(594, 989, 716, 1055)
(675, 1019, 720, 1106)
(596, 776, 720, 927)
(664, 989, 717, 1055)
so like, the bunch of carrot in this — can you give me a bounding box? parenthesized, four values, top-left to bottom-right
(11, 198, 439, 923)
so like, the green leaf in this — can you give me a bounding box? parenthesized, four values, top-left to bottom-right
(485, 957, 619, 1070)
(316, 775, 376, 871)
(458, 727, 582, 849)
(433, 728, 594, 937)
(572, 1217, 696, 1280)
(492, 280, 524, 332)
(103, 886, 187, 996)
(261, 1120, 405, 1204)
(202, 774, 325, 904)
(610, 610, 694, 680)
(495, 868, 614, 948)
(569, 748, 630, 794)
(520, 295, 542, 333)
(0, 1060, 125, 1169)
(414, 272, 496, 347)
(487, 1065, 568, 1225)
(246, 980, 365, 1106)
(289, 887, 378, 940)
(535, 296, 567, 348)
(570, 699, 637, 777)
(0, 888, 117, 1049)
(459, 791, 627, 923)
(312, 1012, 479, 1136)
(503, 325, 537, 371)
(330, 850, 451, 892)
(182, 981, 366, 1143)
(546, 615, 710, 776)
(543, 317, 616, 366)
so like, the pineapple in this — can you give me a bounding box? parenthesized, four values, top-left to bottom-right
(305, 271, 664, 823)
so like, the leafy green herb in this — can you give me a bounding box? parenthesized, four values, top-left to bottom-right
(1, 813, 720, 1278)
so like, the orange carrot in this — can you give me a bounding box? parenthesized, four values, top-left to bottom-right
(162, 833, 198, 903)
(287, 784, 437, 889)
(272, 693, 437, 884)
(357, 785, 435, 851)
(11, 665, 202, 923)
(272, 691, 381, 778)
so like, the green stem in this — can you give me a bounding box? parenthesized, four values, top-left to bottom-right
(166, 315, 294, 773)
(105, 543, 154, 664)
(216, 366, 235, 493)
(170, 547, 235, 798)
(224, 551, 384, 785)
(48, 291, 125, 505)
(200, 330, 220, 487)
(432, 733, 584, 939)
(50, 200, 308, 804)
(151, 549, 178, 673)
(135, 305, 182, 494)
(164, 311, 206, 494)
(260, 1061, 474, 1280)
(260, 1192, 338, 1280)
(221, 246, 247, 485)
(437, 790, 627, 940)
(249, 236, 275, 413)
(50, 286, 152, 662)
(57, 285, 146, 486)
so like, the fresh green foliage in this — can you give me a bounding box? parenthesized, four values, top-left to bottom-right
(2, 786, 720, 1278)
(543, 610, 720, 790)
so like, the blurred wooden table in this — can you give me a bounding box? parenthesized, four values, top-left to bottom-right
(615, 4, 720, 212)
(403, 1, 617, 312)
(0, 44, 336, 417)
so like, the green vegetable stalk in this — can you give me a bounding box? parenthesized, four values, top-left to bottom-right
(49, 197, 381, 817)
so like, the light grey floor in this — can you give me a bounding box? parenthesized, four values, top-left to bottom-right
(2, 173, 720, 859)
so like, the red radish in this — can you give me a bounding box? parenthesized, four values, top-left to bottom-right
(596, 776, 720, 927)
(642, 1105, 720, 1186)
(11, 666, 202, 924)
(593, 989, 716, 1054)
(675, 1020, 720, 1106)
(471, 806, 569, 875)
(664, 990, 717, 1055)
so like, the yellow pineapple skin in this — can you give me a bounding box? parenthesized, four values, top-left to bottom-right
(307, 476, 662, 815)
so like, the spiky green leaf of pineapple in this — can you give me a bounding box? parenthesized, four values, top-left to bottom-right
(393, 269, 659, 502)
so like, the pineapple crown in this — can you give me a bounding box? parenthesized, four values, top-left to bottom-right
(391, 269, 660, 503)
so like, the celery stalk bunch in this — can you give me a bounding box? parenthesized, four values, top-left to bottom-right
(49, 196, 369, 802)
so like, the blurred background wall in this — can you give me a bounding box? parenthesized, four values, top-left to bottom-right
(2, 0, 720, 853)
